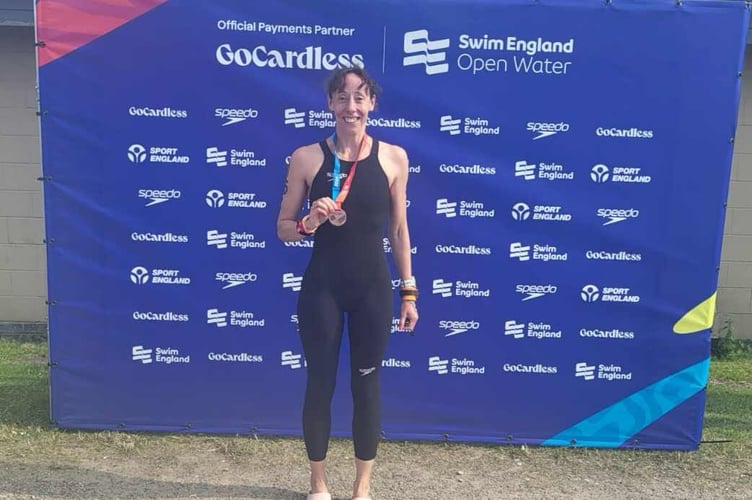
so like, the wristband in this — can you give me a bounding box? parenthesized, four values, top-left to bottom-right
(400, 276, 416, 288)
(296, 215, 316, 236)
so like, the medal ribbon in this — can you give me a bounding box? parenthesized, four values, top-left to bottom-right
(331, 132, 367, 207)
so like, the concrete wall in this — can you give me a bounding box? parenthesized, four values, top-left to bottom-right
(1, 26, 752, 338)
(0, 26, 45, 335)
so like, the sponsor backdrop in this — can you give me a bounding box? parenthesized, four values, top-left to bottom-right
(36, 0, 748, 450)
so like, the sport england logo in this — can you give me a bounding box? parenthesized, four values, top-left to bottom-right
(130, 266, 149, 284)
(580, 284, 600, 303)
(128, 144, 189, 164)
(597, 208, 640, 226)
(282, 273, 303, 292)
(284, 108, 306, 128)
(439, 115, 500, 136)
(128, 144, 147, 163)
(591, 164, 651, 184)
(527, 122, 569, 140)
(512, 202, 572, 222)
(403, 30, 451, 75)
(206, 189, 267, 209)
(581, 284, 640, 303)
(215, 107, 258, 126)
(576, 361, 633, 381)
(515, 160, 574, 181)
(130, 266, 190, 286)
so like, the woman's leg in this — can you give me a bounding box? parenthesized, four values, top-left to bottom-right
(298, 286, 344, 493)
(347, 282, 392, 498)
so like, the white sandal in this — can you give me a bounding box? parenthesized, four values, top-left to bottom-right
(306, 493, 331, 500)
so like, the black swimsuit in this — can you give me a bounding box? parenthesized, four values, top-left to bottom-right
(297, 138, 393, 461)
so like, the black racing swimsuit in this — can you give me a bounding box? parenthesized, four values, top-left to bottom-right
(297, 138, 393, 461)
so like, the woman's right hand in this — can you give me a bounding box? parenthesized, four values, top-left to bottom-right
(308, 197, 339, 227)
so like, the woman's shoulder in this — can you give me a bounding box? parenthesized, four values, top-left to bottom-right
(290, 141, 326, 167)
(376, 139, 408, 166)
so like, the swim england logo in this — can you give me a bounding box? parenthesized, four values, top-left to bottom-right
(403, 29, 451, 75)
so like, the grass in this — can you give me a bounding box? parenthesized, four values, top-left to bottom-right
(1, 338, 751, 466)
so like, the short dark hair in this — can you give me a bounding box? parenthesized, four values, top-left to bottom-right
(325, 66, 381, 98)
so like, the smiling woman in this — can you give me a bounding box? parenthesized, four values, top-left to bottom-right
(276, 66, 418, 500)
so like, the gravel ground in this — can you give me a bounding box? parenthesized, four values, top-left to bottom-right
(1, 436, 750, 499)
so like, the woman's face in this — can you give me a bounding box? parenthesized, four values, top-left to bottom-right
(328, 73, 375, 131)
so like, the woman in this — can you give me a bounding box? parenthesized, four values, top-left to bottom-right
(276, 66, 419, 500)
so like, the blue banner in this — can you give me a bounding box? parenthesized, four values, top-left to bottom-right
(37, 0, 749, 450)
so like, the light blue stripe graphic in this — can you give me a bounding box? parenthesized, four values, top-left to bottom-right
(543, 358, 710, 447)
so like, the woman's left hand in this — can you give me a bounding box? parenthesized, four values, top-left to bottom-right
(399, 300, 419, 332)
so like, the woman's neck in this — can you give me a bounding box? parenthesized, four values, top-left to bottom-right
(333, 128, 368, 160)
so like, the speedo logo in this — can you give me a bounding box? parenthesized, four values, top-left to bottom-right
(215, 107, 259, 126)
(515, 284, 557, 301)
(128, 106, 187, 119)
(215, 271, 258, 289)
(439, 319, 480, 337)
(138, 188, 181, 207)
(526, 121, 569, 140)
(597, 208, 640, 226)
(216, 43, 364, 70)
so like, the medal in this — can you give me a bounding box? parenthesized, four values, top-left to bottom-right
(329, 208, 347, 226)
(330, 132, 367, 227)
